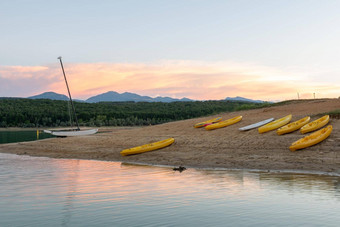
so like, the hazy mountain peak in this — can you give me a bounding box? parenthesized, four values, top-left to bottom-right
(225, 96, 265, 103)
(28, 92, 69, 101)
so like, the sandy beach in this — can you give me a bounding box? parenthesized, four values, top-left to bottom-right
(1, 99, 340, 173)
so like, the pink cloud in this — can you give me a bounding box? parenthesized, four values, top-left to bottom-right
(0, 66, 49, 79)
(1, 61, 339, 100)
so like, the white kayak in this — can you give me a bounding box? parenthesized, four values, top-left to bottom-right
(43, 129, 98, 137)
(239, 118, 275, 131)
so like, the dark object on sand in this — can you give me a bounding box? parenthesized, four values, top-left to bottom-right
(173, 166, 186, 172)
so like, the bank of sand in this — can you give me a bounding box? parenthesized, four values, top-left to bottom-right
(1, 99, 340, 173)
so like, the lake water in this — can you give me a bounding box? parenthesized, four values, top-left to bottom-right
(0, 130, 54, 144)
(1, 153, 340, 227)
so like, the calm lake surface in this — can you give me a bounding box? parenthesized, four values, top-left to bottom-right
(1, 153, 340, 227)
(0, 130, 54, 144)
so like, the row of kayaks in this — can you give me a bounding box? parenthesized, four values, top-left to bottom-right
(258, 114, 330, 135)
(194, 114, 332, 152)
(120, 114, 333, 156)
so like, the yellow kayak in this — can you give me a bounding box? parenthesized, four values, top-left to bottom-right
(300, 115, 329, 134)
(289, 125, 332, 151)
(194, 117, 222, 128)
(205, 116, 242, 130)
(120, 138, 175, 156)
(277, 116, 310, 135)
(258, 114, 292, 133)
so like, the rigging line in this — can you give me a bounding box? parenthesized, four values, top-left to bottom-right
(67, 100, 74, 128)
(58, 56, 80, 131)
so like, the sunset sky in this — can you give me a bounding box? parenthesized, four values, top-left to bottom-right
(1, 0, 340, 101)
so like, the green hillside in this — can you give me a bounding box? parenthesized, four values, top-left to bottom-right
(0, 98, 270, 128)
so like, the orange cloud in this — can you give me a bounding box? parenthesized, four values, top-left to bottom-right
(1, 61, 339, 101)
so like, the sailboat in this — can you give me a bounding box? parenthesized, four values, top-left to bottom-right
(44, 57, 98, 137)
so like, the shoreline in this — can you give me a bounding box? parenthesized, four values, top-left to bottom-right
(120, 160, 340, 176)
(2, 152, 340, 177)
(1, 99, 339, 175)
(0, 126, 138, 131)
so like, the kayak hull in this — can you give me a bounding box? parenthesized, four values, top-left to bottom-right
(277, 116, 310, 135)
(290, 125, 332, 151)
(194, 117, 222, 128)
(300, 115, 329, 134)
(205, 116, 242, 130)
(120, 138, 175, 156)
(258, 114, 292, 133)
(239, 118, 274, 131)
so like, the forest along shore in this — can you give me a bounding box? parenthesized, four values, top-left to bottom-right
(0, 99, 340, 174)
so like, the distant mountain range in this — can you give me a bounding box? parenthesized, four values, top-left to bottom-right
(28, 91, 193, 103)
(27, 91, 266, 103)
(225, 96, 266, 103)
(86, 91, 192, 103)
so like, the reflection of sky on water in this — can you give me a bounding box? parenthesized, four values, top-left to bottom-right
(1, 153, 340, 226)
(0, 131, 55, 144)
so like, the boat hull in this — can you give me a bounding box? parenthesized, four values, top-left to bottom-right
(194, 117, 222, 128)
(258, 114, 292, 133)
(120, 138, 175, 156)
(44, 129, 98, 137)
(300, 115, 329, 134)
(289, 125, 332, 151)
(239, 118, 274, 131)
(205, 116, 242, 130)
(277, 116, 310, 135)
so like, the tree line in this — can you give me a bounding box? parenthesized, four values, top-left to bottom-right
(0, 98, 270, 128)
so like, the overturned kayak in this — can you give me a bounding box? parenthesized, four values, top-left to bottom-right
(258, 114, 292, 133)
(289, 125, 332, 151)
(44, 129, 98, 137)
(277, 116, 310, 135)
(205, 116, 242, 130)
(194, 117, 222, 128)
(239, 118, 274, 131)
(300, 115, 329, 134)
(120, 138, 175, 156)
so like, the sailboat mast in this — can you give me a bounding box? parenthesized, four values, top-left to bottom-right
(58, 56, 80, 131)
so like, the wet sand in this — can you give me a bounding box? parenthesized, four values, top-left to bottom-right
(1, 99, 340, 173)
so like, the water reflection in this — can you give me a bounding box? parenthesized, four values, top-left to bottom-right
(0, 130, 54, 144)
(258, 172, 340, 199)
(122, 163, 340, 199)
(1, 153, 340, 226)
(61, 160, 79, 227)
